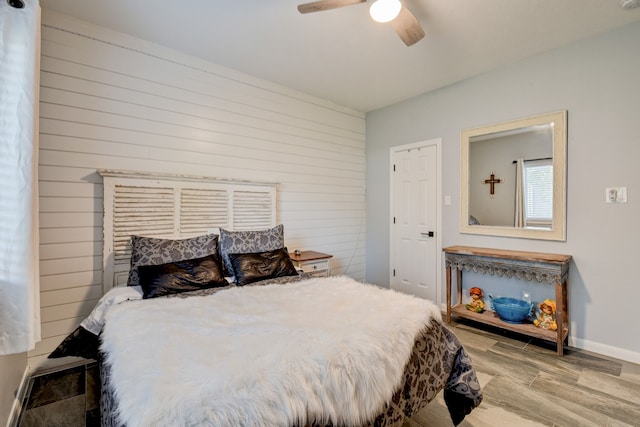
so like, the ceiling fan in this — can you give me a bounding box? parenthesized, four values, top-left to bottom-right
(297, 0, 425, 46)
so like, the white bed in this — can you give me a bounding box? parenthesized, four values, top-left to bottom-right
(52, 232, 482, 426)
(50, 171, 482, 426)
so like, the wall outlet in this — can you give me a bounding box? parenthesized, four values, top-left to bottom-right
(605, 187, 627, 203)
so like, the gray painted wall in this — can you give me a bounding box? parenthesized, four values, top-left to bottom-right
(365, 22, 640, 362)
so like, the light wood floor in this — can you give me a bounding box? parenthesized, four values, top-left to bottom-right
(405, 320, 640, 427)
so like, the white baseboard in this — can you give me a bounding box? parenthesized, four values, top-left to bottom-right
(6, 365, 30, 427)
(569, 337, 640, 365)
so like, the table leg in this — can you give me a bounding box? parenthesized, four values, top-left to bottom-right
(456, 268, 463, 308)
(446, 265, 452, 323)
(555, 279, 565, 356)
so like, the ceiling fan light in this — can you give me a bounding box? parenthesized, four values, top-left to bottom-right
(369, 0, 401, 23)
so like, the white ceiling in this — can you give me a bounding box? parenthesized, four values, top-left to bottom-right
(38, 0, 640, 112)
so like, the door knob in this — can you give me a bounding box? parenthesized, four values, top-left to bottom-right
(421, 231, 435, 237)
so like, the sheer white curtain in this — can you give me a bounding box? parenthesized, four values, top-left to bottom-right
(0, 0, 41, 355)
(514, 159, 525, 228)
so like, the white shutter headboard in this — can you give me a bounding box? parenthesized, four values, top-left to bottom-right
(99, 170, 277, 292)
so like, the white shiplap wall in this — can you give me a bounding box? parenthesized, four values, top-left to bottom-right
(34, 10, 366, 370)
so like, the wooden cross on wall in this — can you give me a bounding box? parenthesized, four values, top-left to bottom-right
(483, 171, 502, 198)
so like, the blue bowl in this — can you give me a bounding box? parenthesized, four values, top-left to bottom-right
(489, 296, 533, 324)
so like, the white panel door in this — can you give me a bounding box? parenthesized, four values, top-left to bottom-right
(391, 143, 438, 300)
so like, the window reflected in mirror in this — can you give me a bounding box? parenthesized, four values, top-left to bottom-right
(521, 158, 553, 229)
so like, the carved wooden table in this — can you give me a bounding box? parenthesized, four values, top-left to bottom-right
(443, 246, 572, 356)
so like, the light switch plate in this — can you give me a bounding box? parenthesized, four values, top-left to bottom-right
(605, 187, 627, 203)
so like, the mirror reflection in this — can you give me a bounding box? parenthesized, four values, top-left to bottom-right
(461, 111, 567, 241)
(469, 124, 553, 228)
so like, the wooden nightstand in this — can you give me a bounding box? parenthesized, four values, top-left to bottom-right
(289, 251, 332, 277)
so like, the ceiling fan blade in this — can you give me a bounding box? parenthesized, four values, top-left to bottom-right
(297, 0, 366, 14)
(391, 6, 425, 46)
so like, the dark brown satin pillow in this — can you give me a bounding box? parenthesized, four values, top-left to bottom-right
(228, 247, 299, 286)
(138, 254, 228, 299)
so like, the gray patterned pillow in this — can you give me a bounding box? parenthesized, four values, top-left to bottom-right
(219, 224, 284, 277)
(127, 234, 218, 286)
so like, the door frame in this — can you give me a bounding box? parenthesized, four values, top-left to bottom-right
(389, 138, 443, 304)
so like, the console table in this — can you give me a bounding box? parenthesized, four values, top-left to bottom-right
(443, 246, 572, 356)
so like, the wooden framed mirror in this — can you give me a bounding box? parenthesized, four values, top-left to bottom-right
(460, 111, 567, 241)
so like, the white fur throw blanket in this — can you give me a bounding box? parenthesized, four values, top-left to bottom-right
(101, 276, 441, 427)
